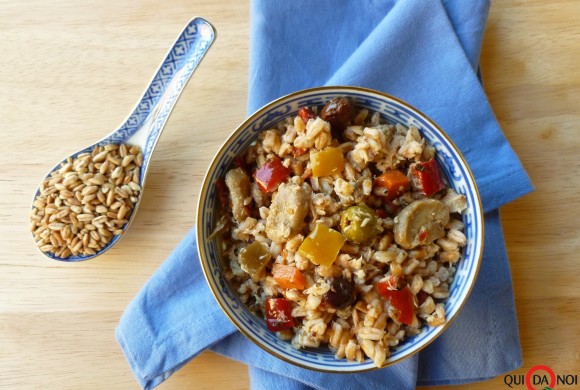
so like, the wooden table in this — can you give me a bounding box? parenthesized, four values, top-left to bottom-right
(2, 1, 579, 388)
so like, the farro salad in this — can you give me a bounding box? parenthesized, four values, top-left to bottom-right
(212, 97, 468, 367)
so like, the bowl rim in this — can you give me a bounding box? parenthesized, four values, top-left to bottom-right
(196, 85, 484, 373)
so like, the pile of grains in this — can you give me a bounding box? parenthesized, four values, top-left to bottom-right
(215, 97, 468, 367)
(30, 144, 143, 258)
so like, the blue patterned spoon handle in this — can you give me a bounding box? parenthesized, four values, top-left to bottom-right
(99, 17, 216, 171)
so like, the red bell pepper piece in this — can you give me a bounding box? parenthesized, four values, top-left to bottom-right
(254, 157, 291, 193)
(418, 227, 429, 244)
(265, 298, 294, 332)
(409, 158, 446, 196)
(298, 107, 316, 123)
(376, 274, 400, 292)
(376, 285, 416, 325)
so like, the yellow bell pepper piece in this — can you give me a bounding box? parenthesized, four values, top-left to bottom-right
(298, 224, 346, 267)
(311, 147, 345, 177)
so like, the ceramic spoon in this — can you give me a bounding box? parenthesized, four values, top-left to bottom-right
(31, 17, 216, 262)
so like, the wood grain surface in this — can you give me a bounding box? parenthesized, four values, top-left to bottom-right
(1, 1, 579, 389)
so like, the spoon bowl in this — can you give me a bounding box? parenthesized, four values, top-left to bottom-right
(31, 17, 216, 262)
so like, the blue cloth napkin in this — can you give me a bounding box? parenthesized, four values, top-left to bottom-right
(116, 1, 534, 389)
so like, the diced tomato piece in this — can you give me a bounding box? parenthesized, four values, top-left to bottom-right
(410, 158, 446, 196)
(376, 285, 416, 325)
(253, 157, 291, 192)
(374, 170, 410, 200)
(216, 178, 229, 210)
(265, 298, 294, 332)
(272, 264, 306, 290)
(375, 208, 387, 219)
(292, 146, 308, 158)
(298, 107, 316, 123)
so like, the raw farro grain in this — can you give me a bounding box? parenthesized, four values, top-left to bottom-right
(30, 144, 142, 258)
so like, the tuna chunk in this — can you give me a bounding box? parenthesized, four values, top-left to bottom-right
(225, 168, 251, 223)
(266, 183, 310, 243)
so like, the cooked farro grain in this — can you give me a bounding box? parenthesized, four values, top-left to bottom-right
(214, 97, 468, 366)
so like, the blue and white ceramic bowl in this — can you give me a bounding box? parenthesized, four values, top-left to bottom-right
(197, 86, 484, 373)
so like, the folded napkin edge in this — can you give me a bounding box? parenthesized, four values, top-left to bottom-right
(115, 323, 190, 389)
(478, 166, 534, 213)
(116, 325, 156, 389)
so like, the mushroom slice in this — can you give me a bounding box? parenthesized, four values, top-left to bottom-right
(393, 199, 450, 250)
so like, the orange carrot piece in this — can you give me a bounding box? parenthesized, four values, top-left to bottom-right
(374, 170, 410, 200)
(272, 264, 306, 290)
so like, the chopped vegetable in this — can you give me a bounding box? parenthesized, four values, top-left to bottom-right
(298, 224, 346, 267)
(409, 158, 446, 196)
(265, 298, 294, 332)
(272, 264, 306, 290)
(238, 241, 272, 281)
(340, 204, 379, 243)
(374, 170, 410, 200)
(292, 146, 308, 158)
(298, 107, 316, 123)
(311, 147, 345, 177)
(323, 277, 356, 309)
(417, 228, 429, 243)
(393, 199, 450, 250)
(376, 285, 416, 325)
(254, 157, 291, 193)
